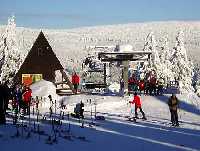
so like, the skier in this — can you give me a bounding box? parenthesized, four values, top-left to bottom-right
(22, 86, 32, 115)
(168, 94, 179, 126)
(72, 72, 80, 94)
(129, 92, 147, 120)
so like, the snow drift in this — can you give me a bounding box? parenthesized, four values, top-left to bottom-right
(30, 79, 59, 101)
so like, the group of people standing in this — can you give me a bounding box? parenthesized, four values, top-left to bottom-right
(0, 81, 32, 124)
(12, 84, 32, 115)
(128, 74, 164, 96)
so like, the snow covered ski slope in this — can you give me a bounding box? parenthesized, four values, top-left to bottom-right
(0, 93, 200, 151)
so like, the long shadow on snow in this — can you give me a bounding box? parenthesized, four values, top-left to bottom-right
(147, 114, 200, 127)
(104, 115, 200, 137)
(84, 110, 200, 128)
(2, 114, 200, 151)
(153, 95, 200, 116)
(96, 115, 200, 151)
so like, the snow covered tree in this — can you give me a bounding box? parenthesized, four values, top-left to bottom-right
(143, 32, 162, 79)
(159, 35, 174, 85)
(171, 31, 194, 93)
(160, 36, 171, 64)
(143, 32, 160, 65)
(0, 15, 22, 85)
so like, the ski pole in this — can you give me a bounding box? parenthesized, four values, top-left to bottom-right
(67, 112, 71, 133)
(55, 100, 57, 115)
(94, 99, 97, 119)
(57, 111, 63, 137)
(21, 115, 24, 138)
(90, 99, 93, 124)
(37, 108, 41, 139)
(14, 123, 20, 137)
(27, 103, 31, 138)
(178, 108, 182, 123)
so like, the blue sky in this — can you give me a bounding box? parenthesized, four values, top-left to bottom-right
(0, 0, 200, 29)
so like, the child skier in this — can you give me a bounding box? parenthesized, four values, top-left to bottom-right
(129, 92, 147, 120)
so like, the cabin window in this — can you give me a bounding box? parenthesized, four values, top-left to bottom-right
(38, 48, 43, 56)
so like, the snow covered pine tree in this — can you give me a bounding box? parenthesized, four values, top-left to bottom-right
(0, 15, 22, 85)
(171, 31, 194, 93)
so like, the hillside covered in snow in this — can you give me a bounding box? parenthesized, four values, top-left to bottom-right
(1, 21, 200, 68)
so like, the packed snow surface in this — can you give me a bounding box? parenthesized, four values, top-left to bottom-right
(1, 81, 200, 151)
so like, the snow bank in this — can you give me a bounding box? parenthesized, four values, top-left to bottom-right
(108, 82, 120, 93)
(30, 80, 59, 101)
(119, 44, 133, 52)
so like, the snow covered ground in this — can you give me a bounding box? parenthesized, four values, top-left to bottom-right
(0, 81, 200, 151)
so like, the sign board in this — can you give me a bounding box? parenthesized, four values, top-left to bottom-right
(22, 74, 43, 86)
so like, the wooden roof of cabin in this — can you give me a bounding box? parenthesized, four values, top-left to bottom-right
(15, 31, 63, 80)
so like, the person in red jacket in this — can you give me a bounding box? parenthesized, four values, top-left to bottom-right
(138, 80, 145, 94)
(22, 86, 32, 115)
(72, 72, 80, 94)
(129, 92, 146, 120)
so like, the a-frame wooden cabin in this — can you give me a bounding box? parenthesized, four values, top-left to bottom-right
(14, 31, 74, 94)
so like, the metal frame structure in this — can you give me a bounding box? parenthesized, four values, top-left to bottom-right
(98, 51, 152, 62)
(98, 51, 152, 90)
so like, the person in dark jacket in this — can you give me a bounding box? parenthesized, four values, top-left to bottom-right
(80, 101, 84, 119)
(12, 84, 23, 114)
(168, 94, 179, 126)
(74, 101, 84, 119)
(149, 76, 157, 95)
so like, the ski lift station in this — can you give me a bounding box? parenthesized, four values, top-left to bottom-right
(83, 44, 152, 90)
